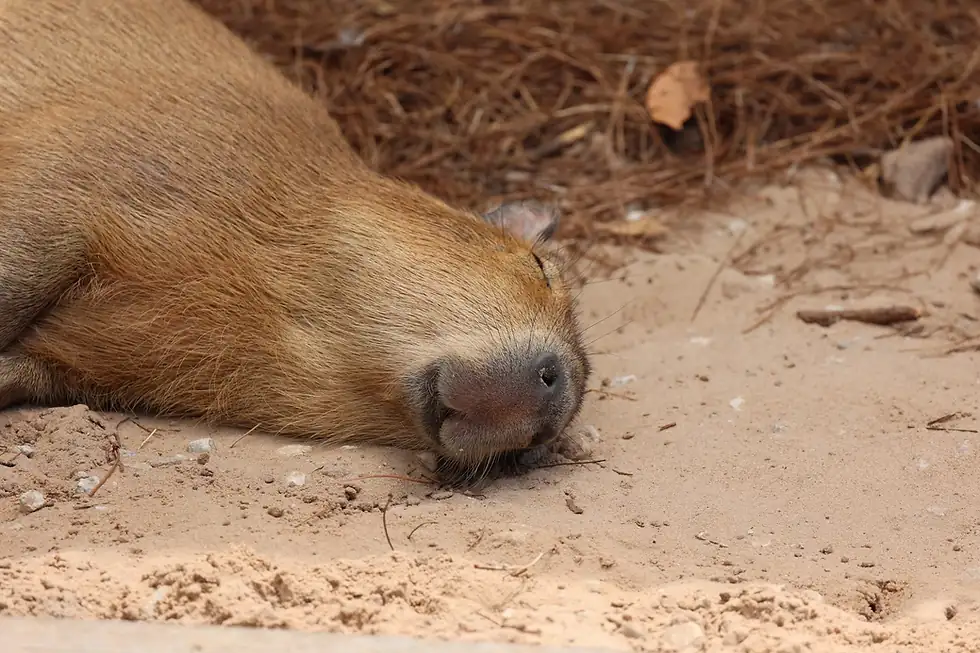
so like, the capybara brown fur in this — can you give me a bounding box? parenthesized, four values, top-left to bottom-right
(0, 0, 591, 482)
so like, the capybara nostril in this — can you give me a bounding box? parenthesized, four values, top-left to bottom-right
(438, 350, 567, 421)
(533, 352, 561, 393)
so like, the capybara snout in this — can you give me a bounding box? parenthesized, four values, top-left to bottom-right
(408, 326, 589, 468)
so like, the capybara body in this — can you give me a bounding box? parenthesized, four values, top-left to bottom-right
(0, 0, 591, 478)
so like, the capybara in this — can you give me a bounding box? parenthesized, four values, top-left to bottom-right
(0, 0, 591, 482)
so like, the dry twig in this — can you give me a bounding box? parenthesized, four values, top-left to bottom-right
(88, 433, 123, 498)
(797, 305, 923, 327)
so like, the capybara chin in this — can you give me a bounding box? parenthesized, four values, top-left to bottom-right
(0, 0, 592, 480)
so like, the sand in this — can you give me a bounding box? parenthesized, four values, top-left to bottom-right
(3, 167, 980, 652)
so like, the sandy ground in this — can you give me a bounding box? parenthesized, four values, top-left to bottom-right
(3, 167, 980, 652)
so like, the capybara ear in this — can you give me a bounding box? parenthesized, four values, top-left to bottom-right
(482, 200, 560, 245)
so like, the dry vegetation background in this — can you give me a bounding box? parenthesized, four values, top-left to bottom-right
(194, 0, 980, 246)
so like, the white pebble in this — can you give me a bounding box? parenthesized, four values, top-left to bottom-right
(16, 444, 36, 458)
(729, 396, 745, 411)
(19, 490, 46, 514)
(284, 471, 307, 488)
(276, 444, 313, 457)
(186, 438, 215, 454)
(660, 621, 705, 651)
(75, 476, 100, 494)
(609, 374, 636, 387)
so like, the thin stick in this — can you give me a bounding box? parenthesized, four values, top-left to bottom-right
(381, 494, 394, 551)
(88, 433, 122, 498)
(692, 230, 746, 322)
(474, 550, 547, 577)
(229, 424, 262, 448)
(533, 458, 607, 469)
(352, 473, 436, 485)
(136, 428, 158, 452)
(797, 305, 923, 327)
(407, 520, 438, 540)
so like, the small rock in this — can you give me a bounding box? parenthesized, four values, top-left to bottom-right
(186, 438, 215, 454)
(75, 476, 100, 494)
(16, 444, 36, 458)
(267, 506, 285, 518)
(660, 621, 705, 651)
(344, 485, 360, 500)
(285, 471, 307, 488)
(820, 545, 834, 555)
(565, 495, 584, 515)
(196, 452, 210, 465)
(557, 425, 600, 461)
(880, 136, 954, 204)
(19, 490, 46, 514)
(609, 375, 637, 387)
(276, 444, 312, 457)
(619, 623, 644, 639)
(404, 494, 422, 506)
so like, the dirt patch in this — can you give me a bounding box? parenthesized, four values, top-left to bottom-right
(4, 172, 980, 651)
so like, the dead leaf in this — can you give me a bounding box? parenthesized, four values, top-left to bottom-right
(645, 61, 710, 130)
(595, 216, 668, 239)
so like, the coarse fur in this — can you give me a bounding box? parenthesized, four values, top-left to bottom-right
(0, 0, 591, 482)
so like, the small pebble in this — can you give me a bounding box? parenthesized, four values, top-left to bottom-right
(953, 544, 963, 552)
(285, 471, 307, 488)
(565, 495, 584, 515)
(75, 476, 100, 494)
(344, 485, 360, 500)
(619, 623, 644, 639)
(276, 444, 313, 457)
(558, 425, 600, 461)
(405, 494, 422, 506)
(19, 490, 46, 514)
(267, 506, 285, 518)
(820, 545, 834, 555)
(196, 452, 210, 465)
(16, 444, 36, 458)
(609, 374, 637, 387)
(186, 438, 215, 454)
(660, 621, 705, 651)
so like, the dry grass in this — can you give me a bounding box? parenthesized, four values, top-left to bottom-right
(195, 0, 980, 246)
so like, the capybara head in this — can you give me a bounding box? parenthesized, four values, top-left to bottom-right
(393, 198, 591, 477)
